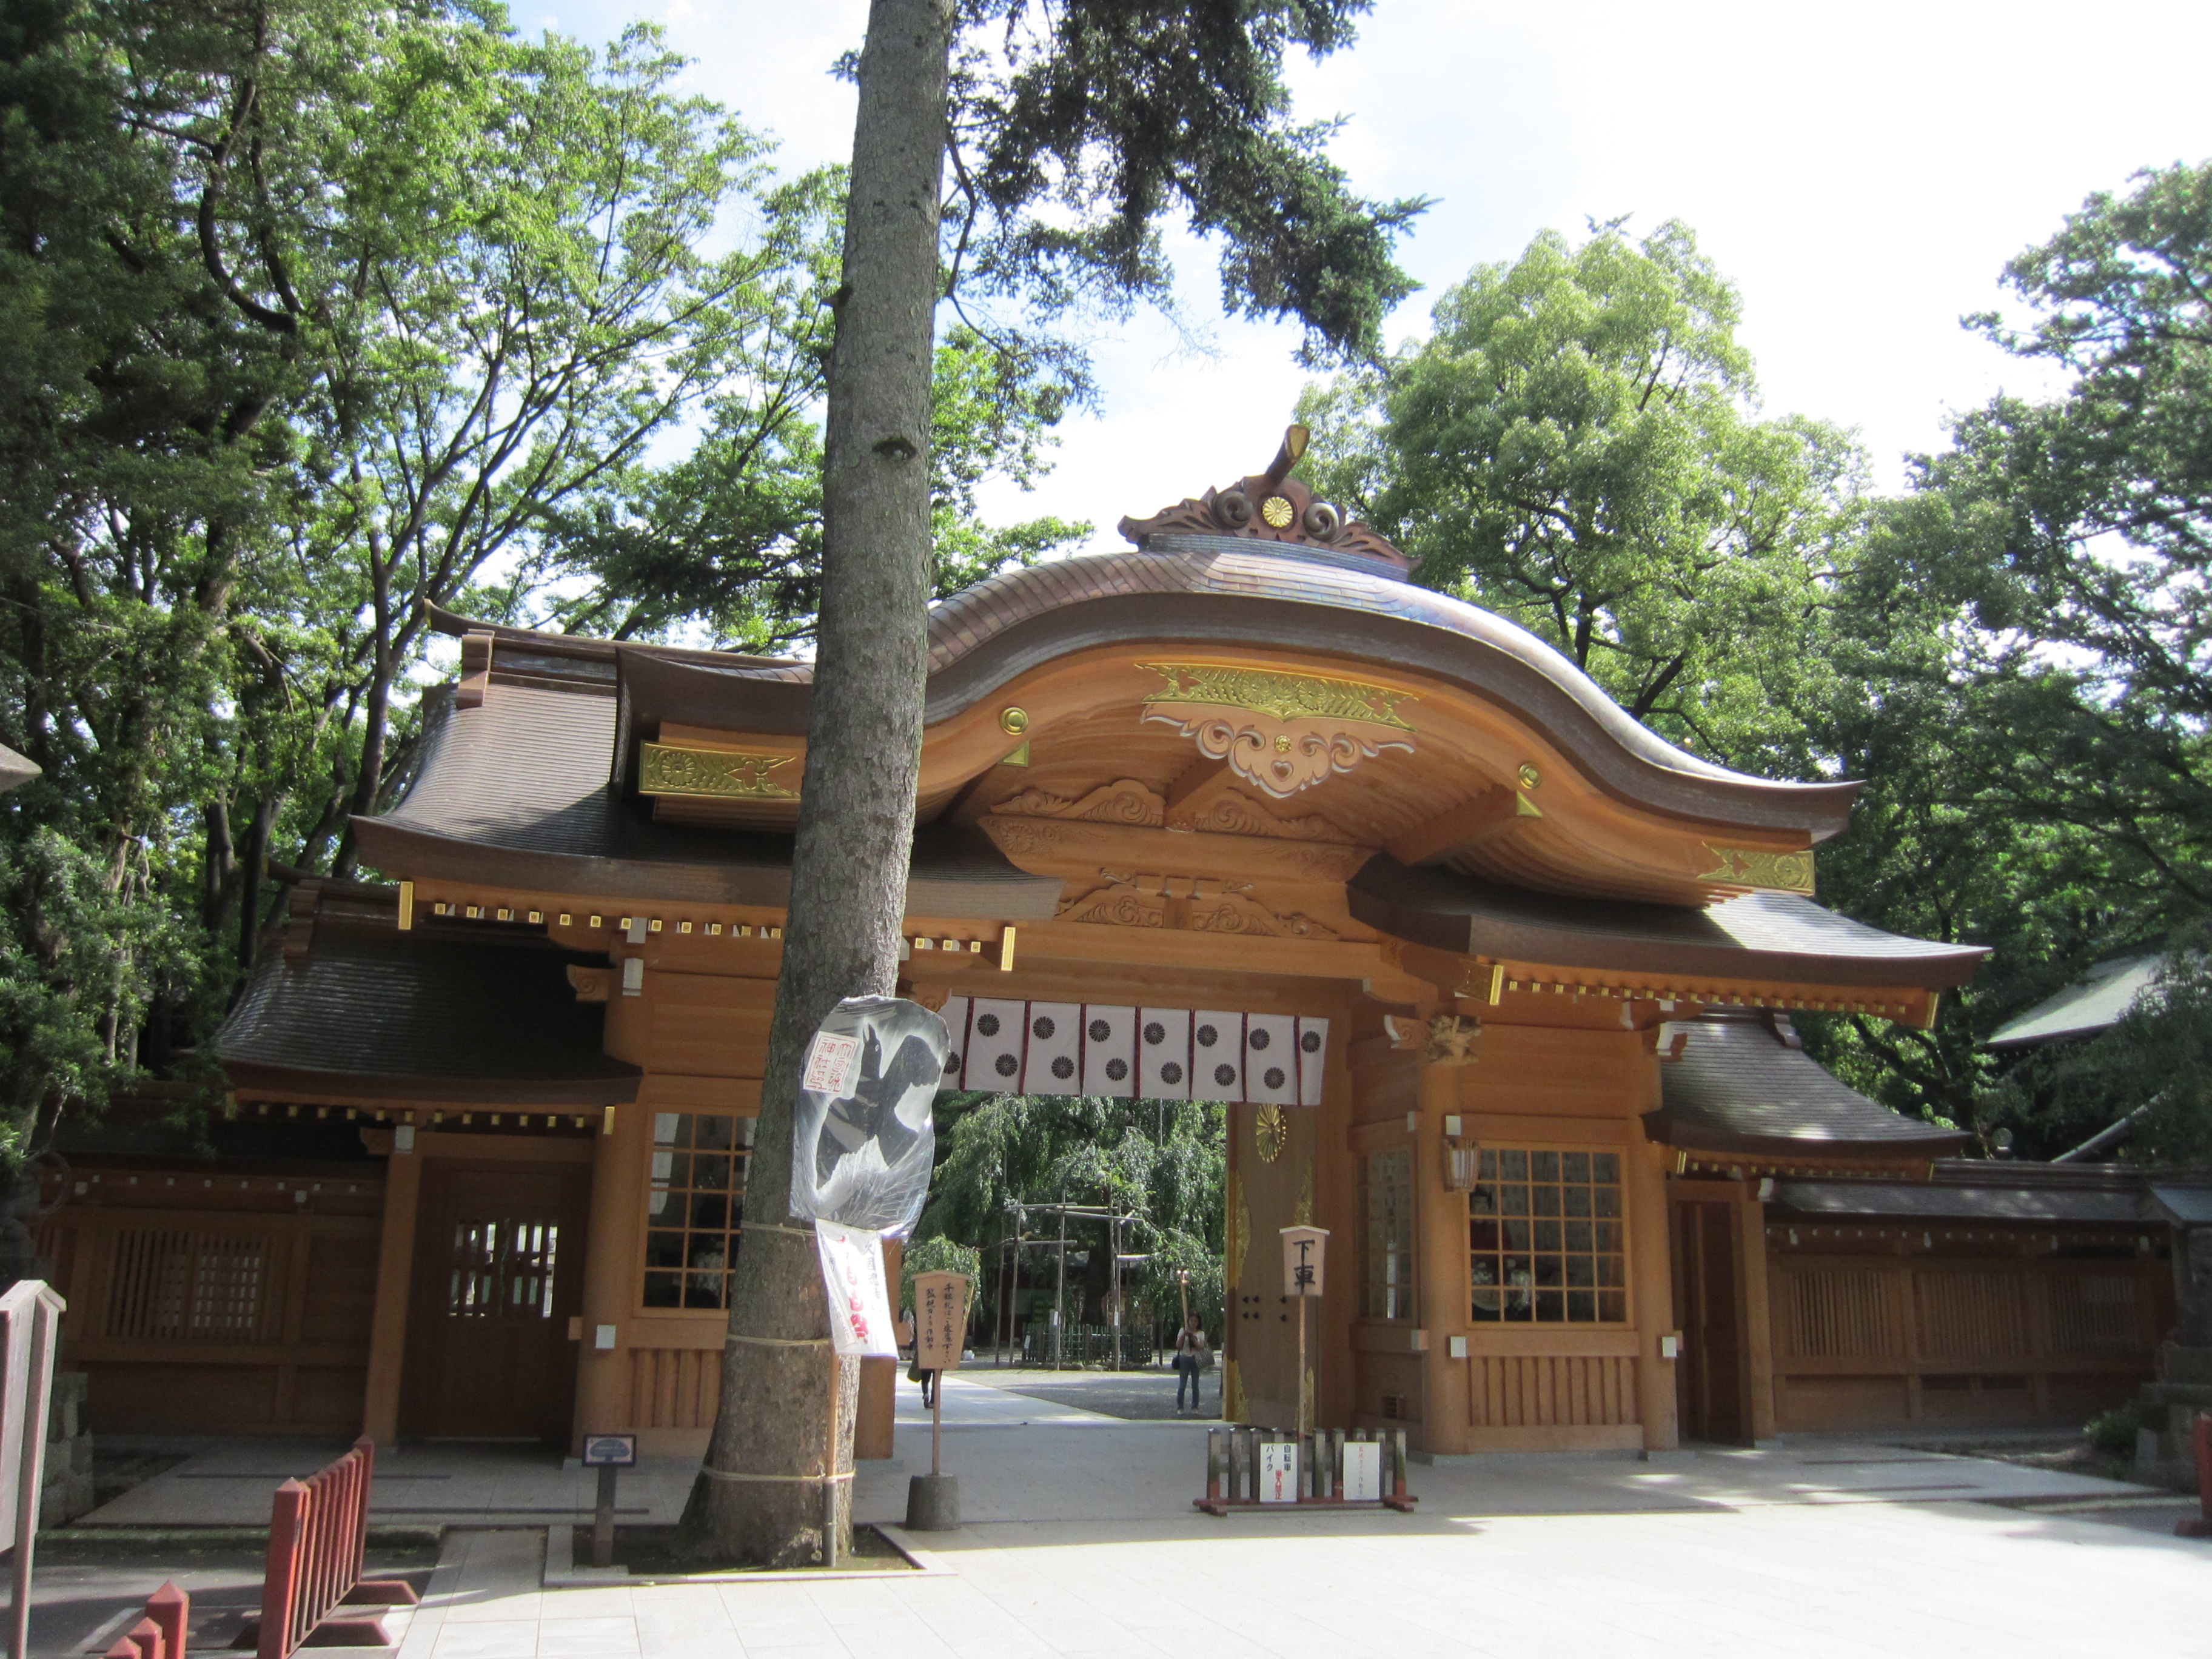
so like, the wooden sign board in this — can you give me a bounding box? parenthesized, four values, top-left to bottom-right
(1279, 1225, 1328, 1298)
(1259, 1441, 1299, 1503)
(913, 1271, 969, 1372)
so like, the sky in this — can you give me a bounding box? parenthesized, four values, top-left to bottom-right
(540, 0, 2212, 554)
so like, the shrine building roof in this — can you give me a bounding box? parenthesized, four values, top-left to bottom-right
(214, 879, 642, 1105)
(355, 426, 1985, 1007)
(1645, 1009, 1971, 1159)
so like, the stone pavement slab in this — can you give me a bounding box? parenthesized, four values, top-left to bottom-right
(76, 1439, 698, 1529)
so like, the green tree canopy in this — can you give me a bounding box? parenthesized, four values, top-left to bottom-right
(1302, 221, 1861, 770)
(0, 0, 1085, 1158)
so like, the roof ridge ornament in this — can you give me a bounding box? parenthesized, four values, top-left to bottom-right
(1116, 423, 1412, 576)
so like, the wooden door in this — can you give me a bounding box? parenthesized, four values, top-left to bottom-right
(403, 1159, 589, 1441)
(1671, 1200, 1746, 1443)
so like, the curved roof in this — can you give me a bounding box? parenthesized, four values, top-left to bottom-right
(213, 884, 641, 1105)
(1646, 1010, 1969, 1158)
(557, 548, 1858, 841)
(358, 679, 1063, 916)
(1350, 857, 1986, 991)
(1985, 953, 2163, 1050)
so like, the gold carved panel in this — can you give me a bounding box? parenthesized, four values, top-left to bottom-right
(1138, 662, 1416, 799)
(639, 742, 799, 800)
(1700, 845, 1815, 895)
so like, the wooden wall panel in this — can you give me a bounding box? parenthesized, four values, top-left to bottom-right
(1784, 1268, 1905, 1361)
(643, 974, 776, 1078)
(1769, 1250, 2160, 1432)
(1467, 1355, 1639, 1429)
(45, 1176, 381, 1436)
(629, 1346, 723, 1430)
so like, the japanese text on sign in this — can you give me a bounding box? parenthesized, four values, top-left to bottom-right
(814, 1219, 897, 1356)
(913, 1272, 968, 1372)
(802, 1030, 863, 1099)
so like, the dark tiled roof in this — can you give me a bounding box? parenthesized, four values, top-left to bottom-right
(1768, 1180, 2145, 1224)
(1349, 858, 1986, 990)
(1645, 1011, 1969, 1156)
(213, 913, 640, 1105)
(358, 680, 1063, 917)
(1984, 953, 2163, 1049)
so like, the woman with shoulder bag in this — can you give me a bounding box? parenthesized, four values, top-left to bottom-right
(1173, 1316, 1210, 1413)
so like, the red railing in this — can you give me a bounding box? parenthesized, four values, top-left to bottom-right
(254, 1438, 417, 1659)
(104, 1583, 187, 1659)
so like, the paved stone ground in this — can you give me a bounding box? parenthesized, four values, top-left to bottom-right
(967, 1364, 1223, 1422)
(23, 1534, 437, 1659)
(37, 1375, 2212, 1658)
(76, 1437, 700, 1528)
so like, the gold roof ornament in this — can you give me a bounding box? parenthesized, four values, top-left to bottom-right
(1117, 423, 1412, 573)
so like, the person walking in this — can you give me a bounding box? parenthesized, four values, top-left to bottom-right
(1173, 1316, 1210, 1414)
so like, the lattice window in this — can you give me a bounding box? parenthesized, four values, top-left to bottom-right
(1467, 1149, 1626, 1324)
(1914, 1271, 2026, 1360)
(446, 1219, 560, 1318)
(2049, 1273, 2140, 1355)
(1359, 1151, 1416, 1320)
(644, 1113, 751, 1310)
(1784, 1268, 1902, 1359)
(108, 1230, 272, 1341)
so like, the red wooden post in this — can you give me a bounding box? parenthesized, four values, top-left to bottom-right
(147, 1583, 189, 1659)
(2180, 1411, 2212, 1540)
(252, 1439, 418, 1659)
(258, 1480, 307, 1659)
(110, 1618, 164, 1659)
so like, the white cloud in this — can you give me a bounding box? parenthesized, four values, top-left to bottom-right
(545, 0, 2212, 548)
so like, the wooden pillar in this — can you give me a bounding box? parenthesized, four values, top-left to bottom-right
(361, 1147, 422, 1447)
(1313, 999, 1357, 1432)
(571, 1105, 646, 1454)
(1414, 1056, 1469, 1455)
(1736, 1191, 1777, 1444)
(1630, 1140, 1679, 1451)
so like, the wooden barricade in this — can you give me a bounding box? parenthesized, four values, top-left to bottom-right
(1196, 1426, 1416, 1515)
(249, 1438, 418, 1659)
(103, 1583, 187, 1659)
(2179, 1412, 2212, 1540)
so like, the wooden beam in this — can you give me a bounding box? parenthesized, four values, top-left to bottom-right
(1162, 757, 1238, 826)
(1387, 785, 1538, 866)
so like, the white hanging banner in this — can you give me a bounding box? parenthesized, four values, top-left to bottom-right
(1021, 1002, 1082, 1093)
(1139, 1007, 1193, 1100)
(945, 999, 1330, 1106)
(1244, 1013, 1298, 1105)
(814, 1220, 897, 1357)
(966, 998, 1027, 1088)
(1081, 1005, 1137, 1097)
(1191, 1011, 1245, 1101)
(1296, 1017, 1330, 1106)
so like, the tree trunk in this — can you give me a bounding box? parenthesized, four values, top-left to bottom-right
(683, 0, 952, 1567)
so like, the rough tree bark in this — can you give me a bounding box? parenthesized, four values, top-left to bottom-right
(682, 0, 954, 1567)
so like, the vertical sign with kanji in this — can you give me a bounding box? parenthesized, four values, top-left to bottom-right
(913, 1271, 968, 1372)
(814, 1221, 897, 1356)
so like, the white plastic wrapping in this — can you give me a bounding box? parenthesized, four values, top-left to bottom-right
(788, 996, 948, 1239)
